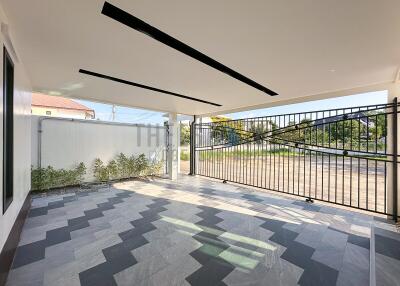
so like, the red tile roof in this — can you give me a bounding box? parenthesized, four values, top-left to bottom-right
(32, 93, 94, 112)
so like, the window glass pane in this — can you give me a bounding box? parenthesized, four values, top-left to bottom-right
(3, 47, 14, 213)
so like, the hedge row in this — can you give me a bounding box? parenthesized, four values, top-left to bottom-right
(31, 153, 163, 191)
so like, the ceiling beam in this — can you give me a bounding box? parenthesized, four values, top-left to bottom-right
(101, 1, 278, 96)
(79, 69, 222, 107)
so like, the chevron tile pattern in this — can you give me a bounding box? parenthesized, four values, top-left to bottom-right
(5, 176, 400, 286)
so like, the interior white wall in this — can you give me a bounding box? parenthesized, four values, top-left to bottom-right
(0, 5, 32, 253)
(31, 116, 166, 181)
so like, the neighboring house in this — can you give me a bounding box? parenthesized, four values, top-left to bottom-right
(31, 93, 95, 119)
(313, 111, 376, 139)
(313, 112, 375, 129)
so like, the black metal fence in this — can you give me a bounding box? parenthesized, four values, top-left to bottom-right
(191, 99, 399, 218)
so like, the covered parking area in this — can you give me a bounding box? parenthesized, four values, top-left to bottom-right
(1, 1, 400, 286)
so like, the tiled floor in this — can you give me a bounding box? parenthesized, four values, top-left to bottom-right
(6, 175, 400, 286)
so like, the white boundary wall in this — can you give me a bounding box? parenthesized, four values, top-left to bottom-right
(31, 116, 167, 181)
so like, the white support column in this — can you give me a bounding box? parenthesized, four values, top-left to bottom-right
(167, 113, 179, 180)
(387, 84, 400, 218)
(195, 116, 201, 173)
(177, 121, 181, 174)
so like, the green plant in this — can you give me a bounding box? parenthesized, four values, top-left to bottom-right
(180, 123, 190, 146)
(31, 162, 86, 191)
(127, 155, 137, 177)
(135, 154, 149, 176)
(180, 150, 189, 161)
(147, 160, 164, 176)
(107, 160, 119, 179)
(93, 158, 109, 182)
(116, 153, 129, 178)
(31, 166, 45, 190)
(74, 162, 86, 183)
(32, 152, 164, 190)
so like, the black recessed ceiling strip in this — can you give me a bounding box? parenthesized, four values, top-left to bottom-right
(101, 1, 278, 96)
(79, 69, 222, 107)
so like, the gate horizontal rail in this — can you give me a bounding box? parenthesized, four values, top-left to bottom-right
(192, 100, 400, 218)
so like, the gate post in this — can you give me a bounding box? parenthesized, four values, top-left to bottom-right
(189, 115, 196, 175)
(393, 97, 398, 221)
(167, 113, 179, 180)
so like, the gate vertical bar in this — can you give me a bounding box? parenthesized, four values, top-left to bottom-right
(165, 121, 170, 175)
(189, 115, 197, 175)
(393, 97, 398, 221)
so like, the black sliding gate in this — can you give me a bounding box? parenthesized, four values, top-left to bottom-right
(191, 99, 399, 218)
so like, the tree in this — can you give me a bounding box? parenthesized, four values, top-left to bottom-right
(210, 116, 249, 145)
(180, 123, 190, 146)
(329, 120, 366, 144)
(272, 118, 313, 144)
(368, 112, 386, 140)
(248, 121, 270, 144)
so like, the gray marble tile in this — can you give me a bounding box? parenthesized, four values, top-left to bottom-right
(113, 254, 169, 286)
(74, 235, 122, 260)
(6, 260, 45, 286)
(259, 258, 304, 286)
(130, 235, 176, 262)
(375, 252, 400, 286)
(19, 227, 47, 246)
(44, 246, 75, 270)
(374, 226, 400, 241)
(43, 261, 79, 286)
(161, 237, 202, 264)
(342, 243, 369, 271)
(23, 216, 50, 230)
(149, 255, 201, 286)
(336, 260, 369, 286)
(295, 229, 323, 249)
(312, 247, 345, 271)
(318, 228, 348, 251)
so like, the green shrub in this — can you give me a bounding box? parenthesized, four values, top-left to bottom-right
(94, 153, 162, 182)
(93, 158, 109, 182)
(116, 153, 129, 178)
(147, 160, 164, 176)
(135, 154, 149, 176)
(180, 150, 189, 161)
(127, 155, 137, 177)
(107, 160, 119, 179)
(31, 153, 164, 191)
(75, 162, 86, 182)
(31, 162, 86, 191)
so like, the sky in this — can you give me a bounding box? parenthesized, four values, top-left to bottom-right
(76, 99, 167, 124)
(77, 90, 388, 124)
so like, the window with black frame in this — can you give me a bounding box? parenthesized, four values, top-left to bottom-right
(3, 46, 14, 213)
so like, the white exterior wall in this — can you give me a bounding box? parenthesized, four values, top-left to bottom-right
(31, 116, 166, 181)
(0, 7, 32, 252)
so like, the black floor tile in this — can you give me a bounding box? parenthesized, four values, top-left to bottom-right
(12, 240, 46, 269)
(376, 234, 400, 260)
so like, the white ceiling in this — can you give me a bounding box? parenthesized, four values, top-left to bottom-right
(2, 0, 400, 115)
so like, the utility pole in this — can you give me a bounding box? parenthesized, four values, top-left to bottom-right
(112, 104, 116, 121)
